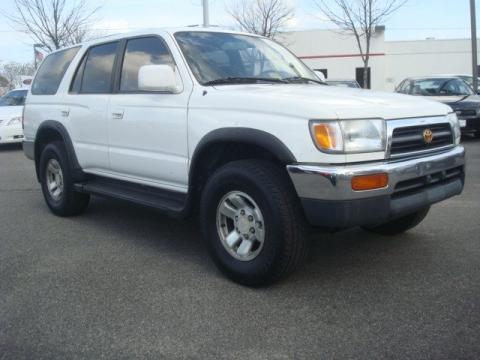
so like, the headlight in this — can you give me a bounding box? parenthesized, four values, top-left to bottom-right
(6, 116, 22, 126)
(447, 112, 461, 145)
(310, 119, 386, 153)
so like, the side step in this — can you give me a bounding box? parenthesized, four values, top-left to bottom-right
(73, 176, 188, 217)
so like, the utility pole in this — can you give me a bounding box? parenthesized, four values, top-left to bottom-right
(470, 0, 478, 92)
(203, 0, 210, 27)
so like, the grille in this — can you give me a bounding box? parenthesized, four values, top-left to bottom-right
(457, 109, 477, 117)
(390, 123, 453, 157)
(393, 166, 463, 198)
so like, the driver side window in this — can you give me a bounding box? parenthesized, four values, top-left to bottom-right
(120, 36, 174, 92)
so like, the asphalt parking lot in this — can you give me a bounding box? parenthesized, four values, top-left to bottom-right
(1, 140, 479, 360)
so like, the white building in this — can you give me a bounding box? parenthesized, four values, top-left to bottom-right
(280, 28, 479, 92)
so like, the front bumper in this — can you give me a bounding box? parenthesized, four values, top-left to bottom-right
(287, 146, 465, 228)
(0, 126, 24, 144)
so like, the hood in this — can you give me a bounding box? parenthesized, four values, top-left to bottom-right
(211, 84, 452, 120)
(0, 106, 23, 124)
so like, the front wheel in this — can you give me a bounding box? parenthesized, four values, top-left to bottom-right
(200, 160, 309, 287)
(362, 207, 430, 236)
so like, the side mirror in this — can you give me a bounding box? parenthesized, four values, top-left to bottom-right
(138, 65, 181, 93)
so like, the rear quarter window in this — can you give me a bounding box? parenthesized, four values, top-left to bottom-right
(31, 47, 80, 95)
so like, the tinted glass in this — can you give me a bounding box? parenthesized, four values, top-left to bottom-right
(31, 47, 80, 95)
(174, 32, 317, 85)
(411, 78, 474, 96)
(0, 90, 28, 106)
(70, 54, 87, 93)
(398, 80, 410, 93)
(120, 37, 174, 91)
(82, 42, 118, 93)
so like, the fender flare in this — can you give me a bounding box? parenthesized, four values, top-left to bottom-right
(189, 127, 296, 188)
(34, 120, 84, 181)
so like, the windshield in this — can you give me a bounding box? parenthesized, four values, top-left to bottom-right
(0, 90, 28, 106)
(458, 76, 473, 86)
(411, 78, 474, 96)
(174, 31, 320, 85)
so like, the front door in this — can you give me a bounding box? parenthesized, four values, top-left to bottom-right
(107, 36, 190, 192)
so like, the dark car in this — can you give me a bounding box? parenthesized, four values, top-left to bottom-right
(396, 76, 480, 135)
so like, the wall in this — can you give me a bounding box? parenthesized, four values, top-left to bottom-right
(279, 29, 386, 90)
(384, 39, 479, 91)
(280, 29, 479, 92)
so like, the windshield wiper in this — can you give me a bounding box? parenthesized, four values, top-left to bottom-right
(282, 76, 325, 85)
(203, 77, 288, 86)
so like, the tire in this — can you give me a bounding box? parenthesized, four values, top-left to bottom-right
(39, 140, 90, 216)
(362, 207, 430, 236)
(200, 159, 309, 287)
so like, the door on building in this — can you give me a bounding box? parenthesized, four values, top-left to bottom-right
(356, 67, 371, 89)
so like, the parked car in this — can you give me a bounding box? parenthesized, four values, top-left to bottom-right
(436, 74, 480, 93)
(23, 29, 465, 286)
(0, 89, 27, 144)
(396, 76, 480, 135)
(326, 79, 361, 88)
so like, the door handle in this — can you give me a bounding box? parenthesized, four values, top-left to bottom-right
(112, 112, 124, 119)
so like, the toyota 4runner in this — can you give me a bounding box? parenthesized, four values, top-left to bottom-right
(23, 28, 465, 286)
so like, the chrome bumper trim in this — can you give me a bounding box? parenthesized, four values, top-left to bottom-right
(287, 146, 465, 201)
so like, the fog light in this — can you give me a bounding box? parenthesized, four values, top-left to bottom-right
(351, 173, 388, 191)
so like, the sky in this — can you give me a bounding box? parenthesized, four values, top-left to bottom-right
(0, 0, 477, 64)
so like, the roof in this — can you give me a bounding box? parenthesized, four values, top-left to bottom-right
(83, 27, 260, 46)
(43, 27, 263, 56)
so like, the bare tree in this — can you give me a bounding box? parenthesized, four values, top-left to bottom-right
(313, 0, 407, 88)
(228, 0, 294, 38)
(1, 0, 101, 52)
(0, 62, 35, 90)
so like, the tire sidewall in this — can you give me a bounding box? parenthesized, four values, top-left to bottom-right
(39, 142, 71, 213)
(201, 165, 288, 284)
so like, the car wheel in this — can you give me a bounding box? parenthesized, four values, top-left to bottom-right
(200, 159, 309, 287)
(362, 207, 430, 236)
(39, 141, 90, 216)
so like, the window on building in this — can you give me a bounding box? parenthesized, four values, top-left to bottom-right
(31, 47, 80, 95)
(120, 37, 174, 92)
(356, 67, 371, 89)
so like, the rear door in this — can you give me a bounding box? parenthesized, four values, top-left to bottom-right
(66, 41, 119, 172)
(107, 35, 190, 191)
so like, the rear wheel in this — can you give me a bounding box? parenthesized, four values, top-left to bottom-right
(362, 207, 430, 236)
(200, 160, 309, 287)
(39, 141, 90, 216)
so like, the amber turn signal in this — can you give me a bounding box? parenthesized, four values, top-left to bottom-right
(351, 173, 388, 191)
(311, 123, 341, 151)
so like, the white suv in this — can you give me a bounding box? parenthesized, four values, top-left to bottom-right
(23, 28, 465, 286)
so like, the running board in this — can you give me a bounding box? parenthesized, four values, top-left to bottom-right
(73, 176, 188, 217)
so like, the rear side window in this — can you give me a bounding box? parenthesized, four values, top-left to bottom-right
(120, 37, 174, 92)
(80, 42, 119, 94)
(31, 47, 80, 95)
